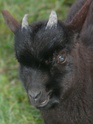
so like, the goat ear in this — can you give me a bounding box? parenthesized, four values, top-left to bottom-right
(2, 10, 20, 33)
(67, 0, 92, 32)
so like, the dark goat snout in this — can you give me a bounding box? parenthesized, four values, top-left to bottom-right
(28, 90, 42, 101)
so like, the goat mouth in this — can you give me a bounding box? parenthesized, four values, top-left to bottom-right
(38, 97, 50, 108)
(37, 97, 59, 110)
(37, 90, 52, 108)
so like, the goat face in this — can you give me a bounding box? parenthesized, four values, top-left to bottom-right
(2, 0, 92, 111)
(16, 21, 75, 110)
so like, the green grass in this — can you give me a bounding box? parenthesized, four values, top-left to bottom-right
(0, 0, 74, 124)
(0, 75, 43, 124)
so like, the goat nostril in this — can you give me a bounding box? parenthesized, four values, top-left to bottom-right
(29, 91, 42, 100)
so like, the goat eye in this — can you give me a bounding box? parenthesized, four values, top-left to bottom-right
(59, 56, 65, 61)
(53, 50, 67, 64)
(57, 55, 66, 64)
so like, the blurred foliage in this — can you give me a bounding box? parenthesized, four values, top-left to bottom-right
(0, 0, 75, 124)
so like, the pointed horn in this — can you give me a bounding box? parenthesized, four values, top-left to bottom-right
(22, 14, 29, 29)
(46, 10, 57, 29)
(2, 10, 20, 33)
(67, 0, 92, 31)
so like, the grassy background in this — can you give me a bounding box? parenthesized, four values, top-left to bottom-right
(0, 0, 74, 124)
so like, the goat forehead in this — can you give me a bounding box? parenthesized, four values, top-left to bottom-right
(15, 22, 67, 64)
(31, 26, 66, 57)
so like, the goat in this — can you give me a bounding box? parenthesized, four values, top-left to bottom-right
(2, 0, 93, 124)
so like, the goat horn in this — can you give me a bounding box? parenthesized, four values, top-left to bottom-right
(46, 10, 57, 29)
(22, 14, 29, 29)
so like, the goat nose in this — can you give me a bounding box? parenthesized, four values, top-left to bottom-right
(29, 90, 42, 100)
